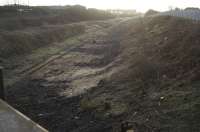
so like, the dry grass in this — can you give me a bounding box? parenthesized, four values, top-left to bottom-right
(0, 24, 85, 58)
(80, 16, 200, 131)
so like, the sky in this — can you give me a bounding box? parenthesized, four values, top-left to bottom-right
(1, 0, 200, 12)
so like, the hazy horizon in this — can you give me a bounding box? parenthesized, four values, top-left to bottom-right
(1, 0, 200, 12)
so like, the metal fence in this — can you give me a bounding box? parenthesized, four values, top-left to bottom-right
(160, 9, 200, 21)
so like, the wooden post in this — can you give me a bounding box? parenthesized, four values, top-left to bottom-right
(0, 66, 5, 100)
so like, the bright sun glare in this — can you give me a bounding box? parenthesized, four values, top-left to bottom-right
(1, 0, 200, 12)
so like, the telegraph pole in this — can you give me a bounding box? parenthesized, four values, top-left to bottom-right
(0, 67, 5, 100)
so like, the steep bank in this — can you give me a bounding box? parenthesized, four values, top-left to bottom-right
(0, 5, 115, 59)
(0, 24, 85, 58)
(82, 16, 200, 131)
(6, 16, 200, 132)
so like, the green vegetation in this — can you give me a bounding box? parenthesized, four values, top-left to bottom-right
(0, 5, 114, 30)
(0, 24, 85, 58)
(0, 5, 115, 59)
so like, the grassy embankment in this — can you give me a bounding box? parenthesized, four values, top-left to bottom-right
(0, 5, 114, 59)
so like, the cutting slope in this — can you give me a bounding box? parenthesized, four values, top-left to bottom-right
(6, 16, 200, 132)
(81, 16, 200, 132)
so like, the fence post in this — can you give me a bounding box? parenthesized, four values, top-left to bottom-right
(0, 66, 5, 100)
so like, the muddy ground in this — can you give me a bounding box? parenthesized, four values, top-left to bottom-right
(4, 16, 200, 132)
(5, 18, 130, 132)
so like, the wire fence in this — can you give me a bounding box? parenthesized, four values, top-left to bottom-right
(159, 9, 200, 21)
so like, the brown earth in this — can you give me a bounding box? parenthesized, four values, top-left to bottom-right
(4, 16, 200, 132)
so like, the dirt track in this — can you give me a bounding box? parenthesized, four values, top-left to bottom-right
(5, 17, 131, 132)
